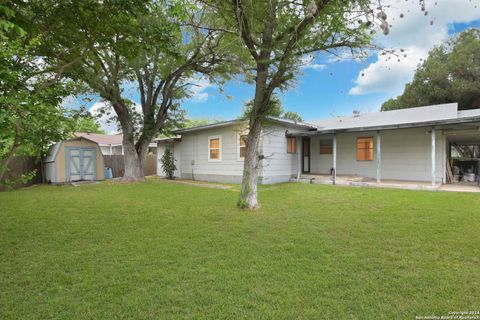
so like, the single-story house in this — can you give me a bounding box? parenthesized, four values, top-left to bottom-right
(156, 103, 480, 188)
(44, 136, 105, 183)
(75, 132, 157, 155)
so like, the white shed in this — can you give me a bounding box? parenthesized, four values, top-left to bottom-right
(44, 137, 105, 184)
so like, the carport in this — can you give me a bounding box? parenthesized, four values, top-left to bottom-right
(445, 128, 480, 188)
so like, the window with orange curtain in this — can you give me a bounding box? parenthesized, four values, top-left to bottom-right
(287, 137, 296, 153)
(239, 135, 247, 159)
(357, 137, 374, 161)
(209, 137, 220, 160)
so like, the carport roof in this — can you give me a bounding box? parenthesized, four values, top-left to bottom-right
(289, 103, 480, 135)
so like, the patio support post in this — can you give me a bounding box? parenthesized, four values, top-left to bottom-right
(431, 126, 436, 187)
(333, 132, 337, 185)
(296, 136, 301, 180)
(376, 130, 381, 184)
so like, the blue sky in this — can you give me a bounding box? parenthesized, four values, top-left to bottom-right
(69, 1, 480, 132)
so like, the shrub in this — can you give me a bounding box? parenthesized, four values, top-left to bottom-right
(160, 148, 176, 179)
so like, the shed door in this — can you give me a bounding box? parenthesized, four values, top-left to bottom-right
(68, 148, 96, 181)
(82, 149, 95, 180)
(69, 149, 82, 181)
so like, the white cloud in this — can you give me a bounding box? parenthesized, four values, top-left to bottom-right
(349, 46, 424, 95)
(300, 55, 326, 71)
(188, 76, 215, 102)
(350, 0, 480, 96)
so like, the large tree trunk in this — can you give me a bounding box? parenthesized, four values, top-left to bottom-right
(238, 66, 269, 210)
(121, 132, 153, 182)
(122, 141, 144, 181)
(121, 125, 145, 182)
(238, 118, 262, 209)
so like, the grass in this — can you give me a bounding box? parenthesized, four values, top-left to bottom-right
(1, 179, 479, 319)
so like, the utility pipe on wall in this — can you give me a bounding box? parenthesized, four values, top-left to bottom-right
(376, 130, 381, 184)
(431, 126, 436, 187)
(333, 132, 337, 185)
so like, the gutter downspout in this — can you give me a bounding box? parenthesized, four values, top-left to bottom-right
(296, 136, 302, 181)
(333, 131, 337, 185)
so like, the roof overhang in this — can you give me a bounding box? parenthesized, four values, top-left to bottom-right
(155, 137, 182, 144)
(286, 116, 480, 137)
(174, 120, 244, 134)
(174, 117, 317, 134)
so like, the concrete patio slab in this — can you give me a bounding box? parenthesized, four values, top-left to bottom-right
(291, 174, 480, 192)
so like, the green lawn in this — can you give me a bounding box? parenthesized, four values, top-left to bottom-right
(1, 180, 479, 319)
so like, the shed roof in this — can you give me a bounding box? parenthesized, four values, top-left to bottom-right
(74, 132, 156, 147)
(75, 132, 123, 146)
(44, 136, 100, 163)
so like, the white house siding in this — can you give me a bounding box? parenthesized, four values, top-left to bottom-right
(99, 146, 111, 155)
(261, 125, 298, 183)
(156, 123, 301, 184)
(377, 127, 443, 182)
(311, 127, 444, 182)
(156, 124, 249, 183)
(310, 134, 334, 174)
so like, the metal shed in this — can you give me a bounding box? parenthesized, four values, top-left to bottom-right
(44, 137, 105, 184)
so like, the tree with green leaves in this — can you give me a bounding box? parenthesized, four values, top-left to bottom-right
(160, 148, 177, 179)
(183, 117, 222, 128)
(0, 3, 74, 185)
(243, 94, 303, 121)
(201, 0, 392, 209)
(27, 0, 234, 181)
(382, 29, 480, 111)
(73, 116, 105, 134)
(283, 111, 303, 122)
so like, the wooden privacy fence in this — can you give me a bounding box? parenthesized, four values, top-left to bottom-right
(103, 154, 157, 178)
(0, 156, 42, 189)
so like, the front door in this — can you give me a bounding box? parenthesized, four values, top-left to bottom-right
(302, 137, 310, 173)
(67, 148, 96, 181)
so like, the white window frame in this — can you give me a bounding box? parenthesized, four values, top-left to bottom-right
(237, 133, 248, 161)
(208, 135, 222, 161)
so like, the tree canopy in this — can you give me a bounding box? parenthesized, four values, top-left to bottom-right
(200, 0, 388, 209)
(1, 2, 75, 184)
(73, 115, 105, 134)
(243, 95, 304, 122)
(23, 0, 236, 180)
(382, 29, 480, 111)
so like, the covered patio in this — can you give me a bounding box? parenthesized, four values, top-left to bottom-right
(286, 104, 480, 192)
